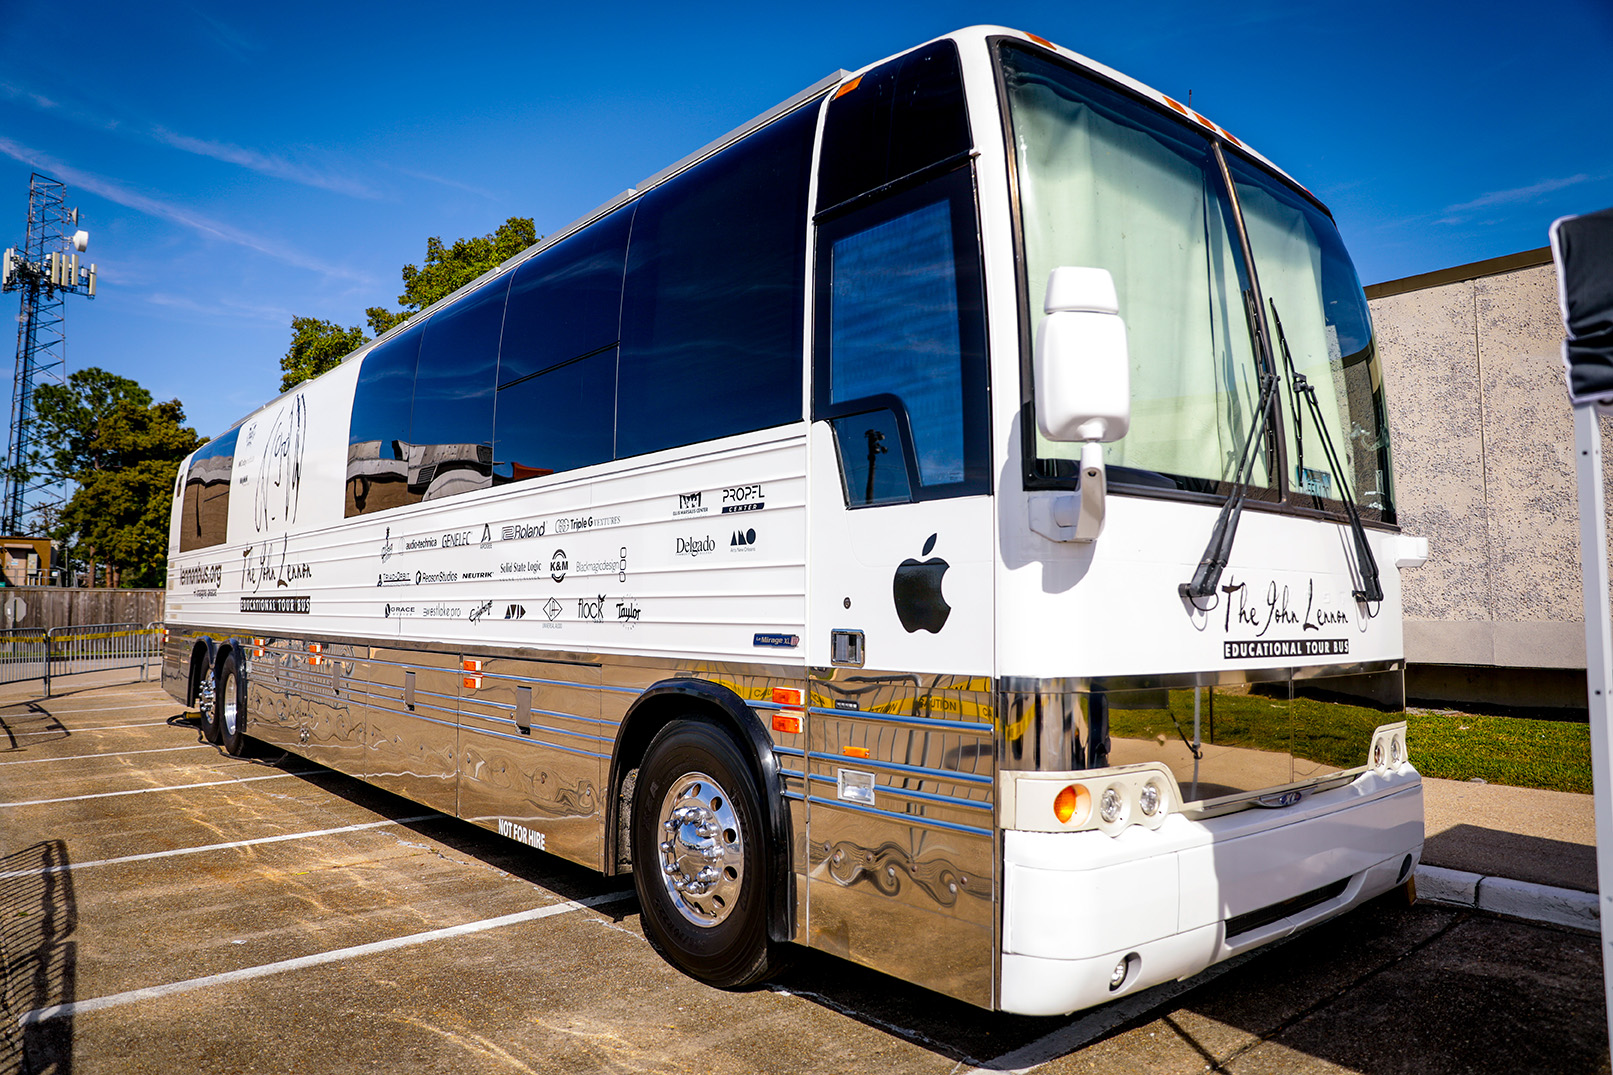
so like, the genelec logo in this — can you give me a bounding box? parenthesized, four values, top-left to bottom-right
(721, 484, 764, 513)
(442, 531, 472, 548)
(675, 535, 716, 557)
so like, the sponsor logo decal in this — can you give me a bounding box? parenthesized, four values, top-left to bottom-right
(421, 604, 462, 619)
(721, 484, 764, 513)
(502, 521, 545, 541)
(442, 530, 472, 548)
(555, 514, 619, 534)
(377, 570, 412, 587)
(462, 570, 493, 580)
(673, 491, 708, 517)
(577, 594, 606, 622)
(384, 603, 415, 619)
(675, 535, 716, 558)
(893, 533, 951, 634)
(178, 564, 222, 587)
(550, 550, 569, 583)
(405, 536, 438, 551)
(753, 632, 799, 648)
(416, 570, 459, 585)
(616, 598, 640, 626)
(730, 528, 756, 551)
(380, 527, 395, 563)
(504, 604, 527, 620)
(468, 600, 495, 623)
(480, 523, 493, 549)
(542, 597, 563, 621)
(241, 595, 310, 614)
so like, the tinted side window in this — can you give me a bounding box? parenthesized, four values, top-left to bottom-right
(817, 40, 971, 212)
(412, 279, 508, 501)
(616, 102, 816, 459)
(346, 325, 424, 517)
(814, 167, 989, 504)
(179, 427, 239, 551)
(494, 206, 632, 483)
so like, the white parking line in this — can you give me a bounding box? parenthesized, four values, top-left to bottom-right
(0, 814, 444, 878)
(0, 745, 210, 767)
(0, 771, 316, 807)
(20, 890, 634, 1025)
(1, 721, 175, 739)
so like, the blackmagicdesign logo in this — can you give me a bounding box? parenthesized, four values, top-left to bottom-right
(675, 535, 716, 558)
(729, 528, 757, 552)
(673, 491, 709, 517)
(721, 484, 764, 513)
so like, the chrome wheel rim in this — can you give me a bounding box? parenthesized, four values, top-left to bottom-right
(221, 673, 238, 737)
(655, 771, 744, 927)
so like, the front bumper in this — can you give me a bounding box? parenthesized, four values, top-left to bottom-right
(998, 767, 1423, 1015)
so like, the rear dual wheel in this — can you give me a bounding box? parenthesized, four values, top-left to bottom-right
(215, 652, 249, 757)
(630, 719, 778, 988)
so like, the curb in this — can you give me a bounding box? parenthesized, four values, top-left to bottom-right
(1416, 864, 1601, 932)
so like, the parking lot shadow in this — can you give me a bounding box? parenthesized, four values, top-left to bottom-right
(1, 840, 76, 1075)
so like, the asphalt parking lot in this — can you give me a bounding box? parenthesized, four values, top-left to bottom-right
(2, 677, 1609, 1075)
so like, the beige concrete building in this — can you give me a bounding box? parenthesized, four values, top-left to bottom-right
(1369, 248, 1603, 711)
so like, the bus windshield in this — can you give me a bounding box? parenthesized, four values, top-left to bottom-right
(1002, 45, 1269, 496)
(1227, 155, 1395, 520)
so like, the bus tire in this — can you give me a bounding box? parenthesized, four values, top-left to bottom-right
(631, 718, 776, 988)
(197, 657, 222, 745)
(216, 651, 248, 757)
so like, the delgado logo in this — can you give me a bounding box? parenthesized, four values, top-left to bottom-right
(675, 535, 716, 557)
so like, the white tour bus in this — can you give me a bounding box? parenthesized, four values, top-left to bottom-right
(163, 26, 1427, 1015)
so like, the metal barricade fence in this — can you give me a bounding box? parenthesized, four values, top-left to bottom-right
(0, 621, 162, 695)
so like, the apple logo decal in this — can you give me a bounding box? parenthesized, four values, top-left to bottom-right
(893, 533, 951, 633)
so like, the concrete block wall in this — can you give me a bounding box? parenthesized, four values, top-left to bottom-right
(1368, 248, 1610, 710)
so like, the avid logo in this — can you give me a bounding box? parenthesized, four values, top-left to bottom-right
(675, 535, 716, 557)
(729, 528, 757, 552)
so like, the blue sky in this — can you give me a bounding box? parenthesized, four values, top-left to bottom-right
(2, 0, 1610, 441)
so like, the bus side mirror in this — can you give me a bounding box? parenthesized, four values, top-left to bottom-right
(1033, 267, 1131, 444)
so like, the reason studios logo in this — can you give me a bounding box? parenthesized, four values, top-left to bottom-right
(893, 533, 950, 633)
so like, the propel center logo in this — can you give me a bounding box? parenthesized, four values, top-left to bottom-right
(675, 535, 716, 558)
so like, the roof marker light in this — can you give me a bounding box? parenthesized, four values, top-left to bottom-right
(1026, 32, 1056, 48)
(834, 75, 862, 99)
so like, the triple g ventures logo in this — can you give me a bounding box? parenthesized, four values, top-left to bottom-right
(675, 535, 716, 558)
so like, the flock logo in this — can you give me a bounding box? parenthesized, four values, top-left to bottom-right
(577, 594, 606, 622)
(550, 549, 569, 583)
(893, 533, 951, 634)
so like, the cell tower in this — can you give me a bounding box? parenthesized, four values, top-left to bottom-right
(0, 173, 97, 536)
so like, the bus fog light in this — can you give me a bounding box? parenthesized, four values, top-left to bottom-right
(1110, 958, 1127, 989)
(1139, 780, 1162, 817)
(1053, 784, 1090, 825)
(1389, 734, 1403, 767)
(1099, 786, 1123, 824)
(1372, 740, 1385, 769)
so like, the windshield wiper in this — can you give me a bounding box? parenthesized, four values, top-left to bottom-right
(1180, 290, 1278, 604)
(1268, 299, 1384, 603)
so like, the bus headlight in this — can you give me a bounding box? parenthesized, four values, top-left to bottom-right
(1369, 721, 1409, 774)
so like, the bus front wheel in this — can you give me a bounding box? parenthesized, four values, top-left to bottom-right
(631, 718, 776, 988)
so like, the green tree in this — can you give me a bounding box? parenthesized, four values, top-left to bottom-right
(49, 392, 202, 587)
(364, 216, 538, 335)
(30, 368, 153, 487)
(280, 316, 368, 392)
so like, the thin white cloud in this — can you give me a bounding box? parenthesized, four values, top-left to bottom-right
(1445, 174, 1596, 213)
(393, 166, 501, 202)
(149, 126, 380, 199)
(0, 136, 373, 284)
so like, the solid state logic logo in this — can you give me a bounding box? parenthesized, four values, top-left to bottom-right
(675, 535, 716, 558)
(673, 491, 709, 517)
(721, 484, 764, 513)
(729, 528, 757, 552)
(377, 570, 411, 587)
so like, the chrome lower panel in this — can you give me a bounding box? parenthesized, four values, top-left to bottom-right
(999, 667, 1408, 810)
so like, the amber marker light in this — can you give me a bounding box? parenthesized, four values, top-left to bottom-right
(771, 686, 803, 707)
(1025, 32, 1056, 48)
(842, 746, 872, 758)
(771, 713, 801, 734)
(1053, 784, 1091, 825)
(834, 75, 863, 98)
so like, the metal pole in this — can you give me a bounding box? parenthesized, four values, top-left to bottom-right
(1572, 400, 1613, 1033)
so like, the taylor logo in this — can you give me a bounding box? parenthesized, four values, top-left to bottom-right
(893, 533, 950, 634)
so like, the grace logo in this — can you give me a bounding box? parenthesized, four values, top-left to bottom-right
(893, 533, 951, 634)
